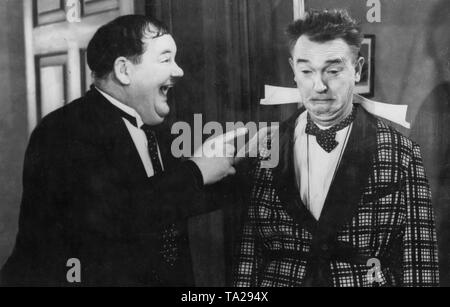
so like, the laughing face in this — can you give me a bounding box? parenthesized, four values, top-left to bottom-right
(128, 34, 184, 126)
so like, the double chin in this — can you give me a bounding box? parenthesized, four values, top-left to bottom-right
(307, 106, 349, 127)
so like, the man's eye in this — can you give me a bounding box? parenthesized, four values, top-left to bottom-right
(301, 70, 312, 74)
(327, 70, 339, 75)
(161, 58, 171, 63)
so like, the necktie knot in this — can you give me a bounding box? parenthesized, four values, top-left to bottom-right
(305, 106, 357, 153)
(141, 124, 157, 140)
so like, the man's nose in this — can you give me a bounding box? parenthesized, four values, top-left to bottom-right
(172, 62, 184, 78)
(313, 75, 327, 93)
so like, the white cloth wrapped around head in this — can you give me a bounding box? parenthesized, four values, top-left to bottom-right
(260, 85, 410, 129)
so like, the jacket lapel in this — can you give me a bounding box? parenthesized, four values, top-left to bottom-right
(315, 105, 378, 243)
(153, 122, 179, 171)
(272, 108, 317, 234)
(86, 88, 149, 184)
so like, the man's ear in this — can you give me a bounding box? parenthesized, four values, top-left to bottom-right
(113, 57, 132, 85)
(354, 56, 365, 83)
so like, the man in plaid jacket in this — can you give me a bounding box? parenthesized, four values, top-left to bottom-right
(233, 10, 439, 287)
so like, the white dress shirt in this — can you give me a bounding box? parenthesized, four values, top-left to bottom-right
(293, 110, 353, 220)
(96, 87, 163, 178)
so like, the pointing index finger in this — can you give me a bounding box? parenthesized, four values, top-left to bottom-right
(222, 127, 248, 143)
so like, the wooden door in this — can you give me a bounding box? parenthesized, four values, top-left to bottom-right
(24, 0, 145, 133)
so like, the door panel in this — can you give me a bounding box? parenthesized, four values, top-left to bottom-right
(25, 0, 145, 132)
(35, 52, 68, 119)
(34, 0, 66, 26)
(84, 0, 119, 16)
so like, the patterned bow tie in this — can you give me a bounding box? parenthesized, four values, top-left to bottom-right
(305, 106, 357, 153)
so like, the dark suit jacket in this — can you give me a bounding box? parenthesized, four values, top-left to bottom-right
(1, 88, 218, 286)
(234, 105, 439, 287)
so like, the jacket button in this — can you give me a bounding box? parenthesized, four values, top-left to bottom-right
(321, 244, 329, 252)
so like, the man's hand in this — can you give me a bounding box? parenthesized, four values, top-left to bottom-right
(234, 125, 279, 164)
(190, 128, 248, 185)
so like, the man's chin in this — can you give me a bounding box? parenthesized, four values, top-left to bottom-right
(155, 102, 170, 118)
(143, 110, 167, 126)
(307, 108, 341, 125)
(154, 111, 168, 123)
(155, 110, 169, 121)
(306, 105, 333, 118)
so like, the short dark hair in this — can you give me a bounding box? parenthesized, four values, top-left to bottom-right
(286, 9, 363, 57)
(87, 15, 169, 79)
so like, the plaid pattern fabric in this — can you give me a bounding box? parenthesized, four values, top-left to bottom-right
(233, 113, 439, 287)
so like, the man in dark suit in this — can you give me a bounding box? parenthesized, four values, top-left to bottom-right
(233, 10, 439, 287)
(1, 15, 240, 286)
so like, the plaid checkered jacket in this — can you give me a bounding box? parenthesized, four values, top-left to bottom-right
(233, 106, 439, 287)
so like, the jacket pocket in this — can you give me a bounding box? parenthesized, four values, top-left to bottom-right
(362, 180, 404, 203)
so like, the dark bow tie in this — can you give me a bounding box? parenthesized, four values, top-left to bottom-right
(305, 106, 357, 153)
(109, 104, 140, 128)
(109, 105, 163, 174)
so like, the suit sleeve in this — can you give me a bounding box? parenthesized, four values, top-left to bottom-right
(66, 136, 216, 236)
(401, 143, 440, 286)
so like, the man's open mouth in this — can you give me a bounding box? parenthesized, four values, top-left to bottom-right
(160, 84, 174, 96)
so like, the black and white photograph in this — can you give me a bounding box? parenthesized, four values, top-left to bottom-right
(0, 0, 449, 293)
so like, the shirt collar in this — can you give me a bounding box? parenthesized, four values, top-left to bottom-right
(95, 86, 144, 128)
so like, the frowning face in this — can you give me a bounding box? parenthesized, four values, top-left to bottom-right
(289, 35, 363, 126)
(128, 34, 184, 126)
